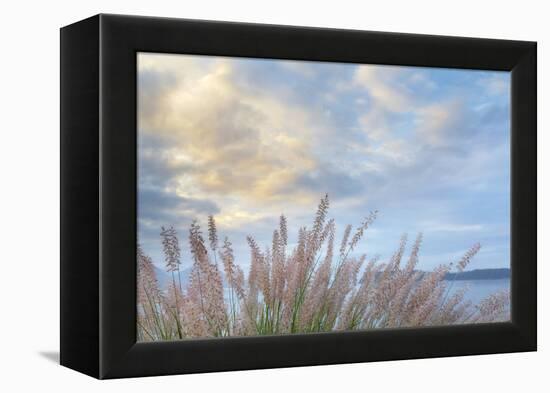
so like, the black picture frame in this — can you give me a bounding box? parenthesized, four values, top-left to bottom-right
(60, 14, 537, 379)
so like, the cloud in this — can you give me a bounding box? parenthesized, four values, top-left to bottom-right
(354, 65, 470, 149)
(414, 100, 463, 146)
(354, 65, 412, 112)
(138, 54, 327, 210)
(138, 187, 220, 226)
(478, 73, 510, 95)
(422, 221, 485, 233)
(295, 163, 366, 199)
(353, 65, 511, 195)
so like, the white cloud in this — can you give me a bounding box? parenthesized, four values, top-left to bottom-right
(414, 100, 462, 146)
(423, 222, 485, 233)
(354, 65, 411, 112)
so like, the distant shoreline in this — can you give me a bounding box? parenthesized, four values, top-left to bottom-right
(153, 266, 511, 290)
(443, 268, 510, 281)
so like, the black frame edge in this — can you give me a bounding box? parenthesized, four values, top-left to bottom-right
(510, 42, 537, 349)
(60, 15, 101, 378)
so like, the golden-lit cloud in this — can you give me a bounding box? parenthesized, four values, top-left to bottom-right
(138, 53, 327, 228)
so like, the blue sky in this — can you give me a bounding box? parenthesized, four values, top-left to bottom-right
(137, 52, 510, 273)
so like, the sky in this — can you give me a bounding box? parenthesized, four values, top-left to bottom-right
(137, 52, 510, 273)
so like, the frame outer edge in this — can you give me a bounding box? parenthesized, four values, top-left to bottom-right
(60, 15, 101, 378)
(510, 43, 537, 349)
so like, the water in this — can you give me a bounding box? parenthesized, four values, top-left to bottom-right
(444, 278, 510, 305)
(221, 279, 510, 304)
(221, 279, 510, 306)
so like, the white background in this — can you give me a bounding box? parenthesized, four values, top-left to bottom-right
(0, 0, 546, 391)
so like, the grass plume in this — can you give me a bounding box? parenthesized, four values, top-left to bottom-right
(137, 195, 510, 341)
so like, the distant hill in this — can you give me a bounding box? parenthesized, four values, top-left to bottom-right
(153, 266, 227, 290)
(444, 268, 510, 281)
(153, 266, 192, 289)
(150, 266, 510, 291)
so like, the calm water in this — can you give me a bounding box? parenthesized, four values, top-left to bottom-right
(445, 278, 510, 305)
(220, 279, 510, 306)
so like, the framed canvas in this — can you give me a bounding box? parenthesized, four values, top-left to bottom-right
(60, 14, 537, 379)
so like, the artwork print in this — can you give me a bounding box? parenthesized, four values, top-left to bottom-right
(137, 53, 511, 341)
